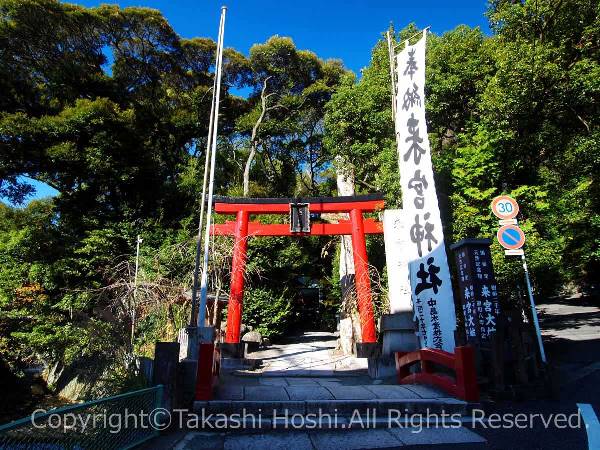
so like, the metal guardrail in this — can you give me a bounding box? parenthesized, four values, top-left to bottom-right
(0, 385, 164, 450)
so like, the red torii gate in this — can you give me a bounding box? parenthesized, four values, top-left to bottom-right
(211, 194, 385, 357)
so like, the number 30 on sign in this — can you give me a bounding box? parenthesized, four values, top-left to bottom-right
(491, 195, 519, 220)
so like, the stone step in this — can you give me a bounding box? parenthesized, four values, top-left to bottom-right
(234, 369, 368, 377)
(186, 409, 480, 434)
(220, 358, 261, 371)
(193, 382, 476, 432)
(167, 420, 487, 448)
(194, 398, 471, 418)
(213, 381, 459, 403)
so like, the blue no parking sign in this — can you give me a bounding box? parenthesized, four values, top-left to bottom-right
(497, 224, 526, 250)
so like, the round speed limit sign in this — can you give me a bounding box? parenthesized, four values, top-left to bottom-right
(491, 195, 519, 220)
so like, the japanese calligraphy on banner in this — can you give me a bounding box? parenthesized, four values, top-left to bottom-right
(394, 31, 456, 352)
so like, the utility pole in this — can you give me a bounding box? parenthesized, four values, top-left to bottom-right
(176, 7, 228, 402)
(183, 7, 227, 362)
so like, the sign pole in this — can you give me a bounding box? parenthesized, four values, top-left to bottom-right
(491, 194, 546, 364)
(132, 234, 142, 350)
(521, 253, 547, 363)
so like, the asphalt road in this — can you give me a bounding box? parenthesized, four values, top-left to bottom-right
(469, 296, 600, 449)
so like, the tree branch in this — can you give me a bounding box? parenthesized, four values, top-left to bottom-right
(243, 76, 272, 196)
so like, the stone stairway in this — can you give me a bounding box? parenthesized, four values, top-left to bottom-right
(195, 377, 473, 427)
(184, 332, 486, 447)
(189, 376, 485, 447)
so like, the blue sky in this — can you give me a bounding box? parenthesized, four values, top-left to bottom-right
(76, 0, 491, 75)
(2, 0, 491, 205)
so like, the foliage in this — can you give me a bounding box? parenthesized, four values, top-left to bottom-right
(241, 287, 292, 339)
(0, 0, 598, 402)
(325, 1, 599, 303)
(235, 36, 347, 196)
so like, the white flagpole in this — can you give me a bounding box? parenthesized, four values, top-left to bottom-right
(189, 59, 218, 327)
(197, 6, 227, 328)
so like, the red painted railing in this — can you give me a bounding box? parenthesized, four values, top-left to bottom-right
(395, 346, 479, 402)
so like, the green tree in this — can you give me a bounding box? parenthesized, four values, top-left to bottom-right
(237, 36, 347, 197)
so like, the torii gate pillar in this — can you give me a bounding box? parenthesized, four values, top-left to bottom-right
(349, 208, 377, 344)
(224, 210, 249, 344)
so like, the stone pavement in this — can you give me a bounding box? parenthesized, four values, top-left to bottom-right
(205, 331, 470, 416)
(238, 331, 368, 377)
(147, 304, 600, 450)
(213, 377, 450, 402)
(153, 427, 488, 450)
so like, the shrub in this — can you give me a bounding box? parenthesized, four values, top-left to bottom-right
(242, 287, 292, 340)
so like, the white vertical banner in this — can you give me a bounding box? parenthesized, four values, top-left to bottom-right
(394, 32, 456, 352)
(383, 209, 412, 314)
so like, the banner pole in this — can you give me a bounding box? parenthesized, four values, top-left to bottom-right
(395, 26, 431, 49)
(521, 253, 547, 363)
(386, 30, 397, 124)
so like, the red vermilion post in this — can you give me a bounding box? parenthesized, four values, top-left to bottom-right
(225, 210, 249, 343)
(421, 350, 434, 375)
(349, 208, 377, 343)
(395, 351, 409, 383)
(455, 345, 479, 402)
(195, 342, 215, 400)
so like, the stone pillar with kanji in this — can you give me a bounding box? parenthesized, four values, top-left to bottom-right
(450, 239, 501, 345)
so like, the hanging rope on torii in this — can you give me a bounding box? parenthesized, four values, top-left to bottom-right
(211, 194, 385, 358)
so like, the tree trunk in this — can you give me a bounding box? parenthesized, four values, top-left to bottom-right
(243, 145, 256, 197)
(243, 77, 271, 197)
(337, 157, 355, 297)
(335, 156, 359, 355)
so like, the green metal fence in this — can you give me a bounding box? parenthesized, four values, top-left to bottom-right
(0, 385, 164, 450)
